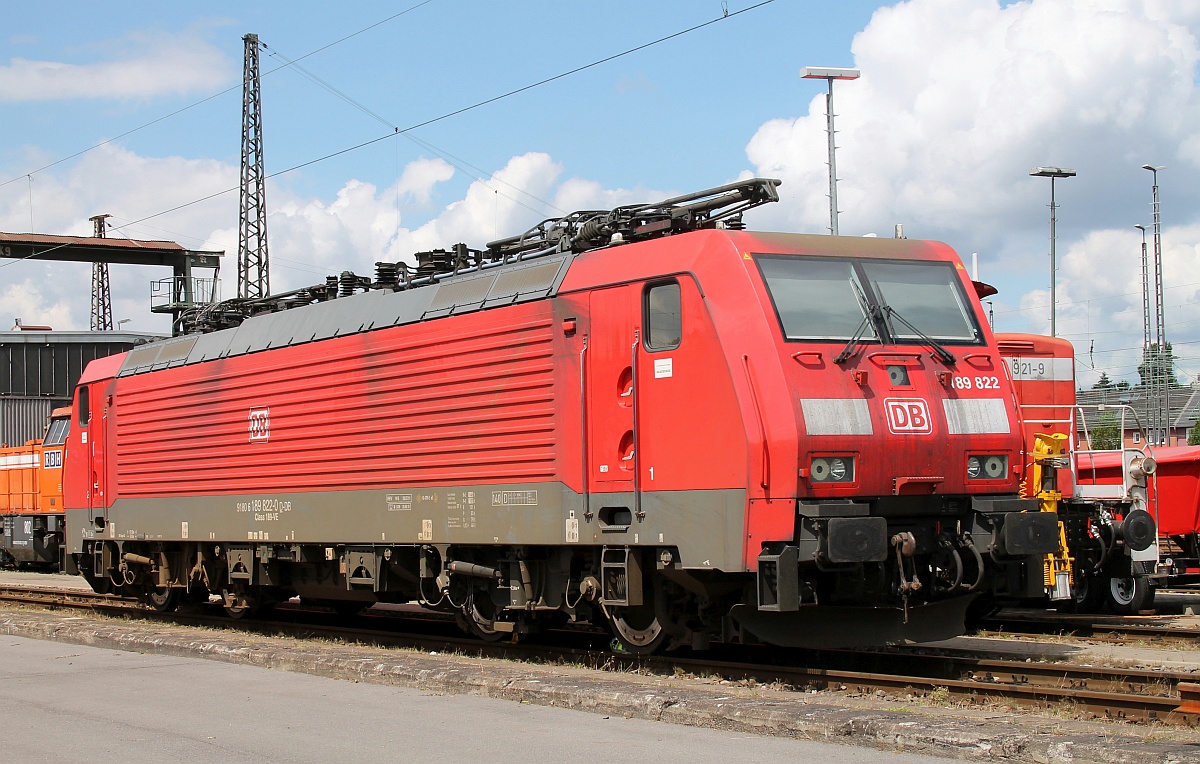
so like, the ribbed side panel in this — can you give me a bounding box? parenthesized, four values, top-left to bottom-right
(1, 398, 61, 446)
(0, 445, 40, 512)
(113, 309, 559, 496)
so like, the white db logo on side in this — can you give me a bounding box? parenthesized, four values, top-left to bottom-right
(248, 407, 271, 443)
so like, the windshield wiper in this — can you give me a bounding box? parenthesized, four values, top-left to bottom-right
(834, 281, 880, 364)
(881, 306, 956, 365)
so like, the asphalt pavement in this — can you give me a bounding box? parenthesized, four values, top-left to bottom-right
(1, 635, 949, 764)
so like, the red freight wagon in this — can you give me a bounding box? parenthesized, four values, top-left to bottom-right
(1079, 447, 1200, 536)
(1080, 446, 1200, 585)
(63, 180, 1058, 651)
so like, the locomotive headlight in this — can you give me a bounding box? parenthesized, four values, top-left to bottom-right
(810, 456, 854, 483)
(828, 458, 847, 481)
(811, 458, 831, 481)
(967, 455, 1008, 480)
(984, 455, 1007, 478)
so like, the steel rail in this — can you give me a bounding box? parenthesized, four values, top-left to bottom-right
(980, 610, 1200, 649)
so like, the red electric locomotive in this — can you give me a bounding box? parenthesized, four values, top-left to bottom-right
(63, 180, 1057, 651)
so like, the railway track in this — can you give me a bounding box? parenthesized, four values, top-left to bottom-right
(1, 584, 1195, 725)
(981, 608, 1200, 650)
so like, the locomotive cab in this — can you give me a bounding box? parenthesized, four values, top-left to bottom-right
(709, 234, 1057, 644)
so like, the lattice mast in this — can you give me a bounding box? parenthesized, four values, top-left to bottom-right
(89, 214, 113, 330)
(238, 33, 270, 299)
(1149, 174, 1169, 445)
(1137, 224, 1159, 440)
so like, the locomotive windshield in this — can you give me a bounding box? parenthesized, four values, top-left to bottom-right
(42, 417, 70, 446)
(756, 255, 983, 344)
(756, 258, 879, 341)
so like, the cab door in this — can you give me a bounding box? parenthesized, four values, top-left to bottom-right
(634, 278, 746, 492)
(586, 285, 638, 503)
(79, 384, 108, 523)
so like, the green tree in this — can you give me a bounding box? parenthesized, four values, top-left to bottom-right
(1137, 342, 1177, 386)
(1189, 419, 1200, 447)
(1089, 411, 1122, 450)
(1093, 372, 1113, 389)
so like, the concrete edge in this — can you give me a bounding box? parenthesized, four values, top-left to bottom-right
(2, 609, 1196, 764)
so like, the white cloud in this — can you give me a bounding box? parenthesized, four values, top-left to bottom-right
(0, 142, 237, 243)
(402, 152, 563, 250)
(0, 278, 76, 330)
(0, 143, 237, 331)
(0, 30, 233, 102)
(262, 153, 566, 291)
(0, 142, 698, 336)
(394, 157, 455, 204)
(1049, 222, 1200, 385)
(748, 0, 1200, 240)
(745, 0, 1200, 386)
(0, 149, 579, 332)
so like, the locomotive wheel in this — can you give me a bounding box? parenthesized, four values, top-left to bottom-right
(1057, 574, 1105, 613)
(603, 567, 690, 654)
(222, 589, 259, 619)
(145, 587, 180, 613)
(606, 604, 666, 654)
(1107, 575, 1154, 615)
(457, 592, 507, 642)
(224, 602, 259, 619)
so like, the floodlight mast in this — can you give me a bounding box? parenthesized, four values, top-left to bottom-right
(1029, 166, 1076, 336)
(802, 67, 860, 236)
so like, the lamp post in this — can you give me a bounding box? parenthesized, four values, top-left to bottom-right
(1029, 166, 1076, 336)
(802, 67, 860, 236)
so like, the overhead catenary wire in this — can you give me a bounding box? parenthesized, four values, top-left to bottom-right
(0, 1, 776, 270)
(264, 45, 565, 220)
(991, 279, 1200, 316)
(0, 0, 439, 190)
(110, 1, 777, 231)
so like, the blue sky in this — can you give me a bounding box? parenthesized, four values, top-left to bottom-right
(1, 0, 1198, 387)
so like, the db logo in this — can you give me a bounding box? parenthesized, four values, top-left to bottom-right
(248, 407, 270, 443)
(884, 398, 933, 434)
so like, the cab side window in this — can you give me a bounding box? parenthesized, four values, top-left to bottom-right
(77, 387, 90, 427)
(645, 281, 681, 351)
